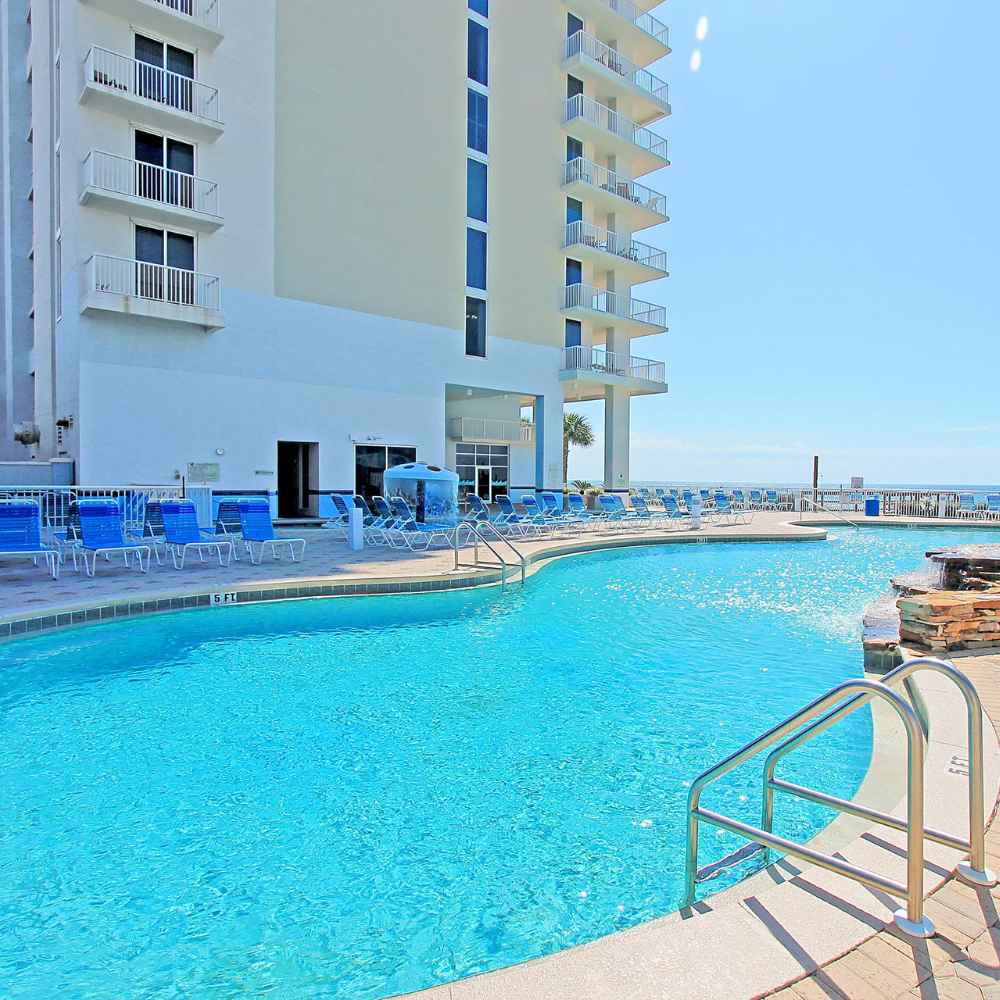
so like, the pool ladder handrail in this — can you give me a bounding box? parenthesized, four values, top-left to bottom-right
(455, 521, 527, 588)
(682, 657, 997, 938)
(800, 494, 861, 529)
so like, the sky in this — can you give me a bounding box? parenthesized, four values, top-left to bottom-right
(567, 0, 1000, 487)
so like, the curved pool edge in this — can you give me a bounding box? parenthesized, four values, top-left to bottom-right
(396, 651, 1000, 1000)
(0, 521, 829, 643)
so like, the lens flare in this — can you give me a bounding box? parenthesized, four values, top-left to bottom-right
(696, 15, 709, 41)
(690, 49, 702, 72)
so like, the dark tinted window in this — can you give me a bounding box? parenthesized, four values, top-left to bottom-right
(467, 90, 488, 153)
(466, 297, 486, 357)
(468, 21, 488, 85)
(566, 197, 583, 224)
(469, 0, 488, 14)
(467, 229, 487, 289)
(467, 159, 487, 222)
(565, 259, 582, 286)
(565, 320, 582, 347)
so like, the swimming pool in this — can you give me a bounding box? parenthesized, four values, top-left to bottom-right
(2, 525, 999, 998)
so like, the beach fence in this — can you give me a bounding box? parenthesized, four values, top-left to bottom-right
(795, 489, 964, 518)
(0, 485, 185, 533)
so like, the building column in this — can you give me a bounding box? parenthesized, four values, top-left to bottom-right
(603, 385, 630, 490)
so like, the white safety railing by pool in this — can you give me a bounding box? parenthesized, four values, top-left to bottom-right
(563, 283, 667, 329)
(84, 46, 222, 124)
(563, 345, 666, 383)
(563, 94, 669, 163)
(563, 221, 668, 273)
(0, 485, 183, 530)
(448, 418, 535, 444)
(83, 150, 220, 218)
(564, 31, 670, 109)
(562, 157, 667, 219)
(88, 254, 222, 311)
(153, 0, 222, 31)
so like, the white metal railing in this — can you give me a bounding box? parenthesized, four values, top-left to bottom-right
(448, 418, 534, 444)
(795, 488, 1000, 520)
(562, 345, 666, 383)
(151, 0, 222, 30)
(563, 282, 667, 328)
(88, 254, 222, 311)
(564, 31, 669, 108)
(563, 221, 668, 272)
(562, 157, 667, 218)
(0, 486, 183, 530)
(564, 94, 668, 162)
(84, 46, 222, 125)
(83, 150, 220, 218)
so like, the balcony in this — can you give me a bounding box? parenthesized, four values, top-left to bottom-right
(560, 0, 670, 64)
(80, 0, 223, 49)
(563, 221, 668, 283)
(560, 345, 667, 401)
(563, 95, 668, 176)
(81, 151, 222, 232)
(81, 47, 223, 141)
(82, 254, 224, 330)
(562, 283, 667, 337)
(562, 157, 668, 230)
(563, 32, 670, 125)
(448, 418, 535, 445)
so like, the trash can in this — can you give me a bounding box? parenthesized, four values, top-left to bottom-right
(865, 497, 880, 517)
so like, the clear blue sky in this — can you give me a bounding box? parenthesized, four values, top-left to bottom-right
(568, 0, 1000, 487)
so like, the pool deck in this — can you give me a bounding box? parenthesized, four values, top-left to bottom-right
(5, 510, 1000, 999)
(4, 509, 998, 633)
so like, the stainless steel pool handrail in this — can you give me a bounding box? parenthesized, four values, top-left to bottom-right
(454, 522, 527, 587)
(683, 677, 935, 937)
(761, 657, 997, 889)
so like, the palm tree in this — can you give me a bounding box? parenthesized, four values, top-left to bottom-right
(563, 412, 595, 486)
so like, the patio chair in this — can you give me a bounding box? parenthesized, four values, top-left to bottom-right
(987, 495, 1000, 520)
(494, 495, 545, 537)
(385, 497, 455, 550)
(597, 493, 644, 530)
(0, 500, 60, 579)
(749, 489, 764, 510)
(630, 494, 674, 528)
(237, 499, 307, 564)
(956, 494, 981, 519)
(74, 499, 152, 577)
(160, 499, 235, 569)
(714, 491, 754, 526)
(539, 491, 586, 531)
(566, 492, 607, 529)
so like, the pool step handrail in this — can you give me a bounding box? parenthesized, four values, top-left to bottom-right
(455, 521, 526, 587)
(800, 494, 861, 529)
(682, 657, 996, 939)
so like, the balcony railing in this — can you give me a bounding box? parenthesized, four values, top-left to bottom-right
(448, 418, 535, 444)
(562, 157, 667, 218)
(563, 345, 666, 384)
(563, 221, 668, 273)
(84, 46, 222, 125)
(88, 254, 221, 311)
(563, 94, 668, 162)
(83, 150, 220, 217)
(563, 282, 667, 328)
(564, 31, 669, 108)
(151, 0, 222, 31)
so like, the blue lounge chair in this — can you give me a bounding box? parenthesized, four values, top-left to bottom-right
(714, 491, 753, 526)
(631, 494, 675, 528)
(987, 495, 1000, 520)
(521, 494, 573, 533)
(324, 493, 354, 538)
(385, 497, 454, 550)
(160, 500, 235, 569)
(0, 500, 59, 579)
(749, 489, 764, 510)
(237, 499, 306, 563)
(661, 495, 690, 523)
(957, 494, 980, 518)
(731, 489, 746, 509)
(765, 489, 783, 510)
(567, 492, 607, 528)
(463, 494, 516, 538)
(74, 499, 152, 576)
(495, 495, 544, 536)
(597, 493, 644, 529)
(539, 491, 585, 530)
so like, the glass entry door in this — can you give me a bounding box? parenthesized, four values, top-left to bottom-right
(476, 467, 492, 502)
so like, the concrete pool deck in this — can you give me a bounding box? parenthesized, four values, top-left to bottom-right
(4, 510, 1000, 998)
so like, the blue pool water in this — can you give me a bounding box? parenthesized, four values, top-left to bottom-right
(3, 525, 999, 998)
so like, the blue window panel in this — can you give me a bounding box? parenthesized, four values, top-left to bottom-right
(468, 21, 488, 85)
(468, 90, 488, 153)
(565, 258, 582, 286)
(567, 13, 584, 37)
(467, 229, 487, 290)
(565, 320, 582, 348)
(466, 297, 487, 357)
(566, 137, 583, 162)
(468, 159, 488, 222)
(469, 0, 488, 15)
(566, 197, 583, 224)
(567, 75, 584, 99)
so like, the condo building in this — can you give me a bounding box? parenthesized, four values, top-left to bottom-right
(0, 0, 670, 516)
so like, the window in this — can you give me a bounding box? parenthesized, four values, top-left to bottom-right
(135, 225, 196, 303)
(469, 0, 488, 14)
(466, 297, 486, 357)
(135, 34, 195, 111)
(466, 229, 487, 290)
(565, 320, 582, 348)
(355, 445, 417, 501)
(566, 197, 583, 224)
(567, 75, 584, 100)
(135, 130, 195, 207)
(468, 20, 488, 85)
(567, 13, 584, 37)
(55, 237, 62, 321)
(567, 137, 583, 162)
(565, 258, 582, 286)
(467, 159, 487, 222)
(467, 90, 488, 153)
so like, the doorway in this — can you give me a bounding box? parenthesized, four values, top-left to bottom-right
(476, 466, 492, 502)
(277, 441, 318, 518)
